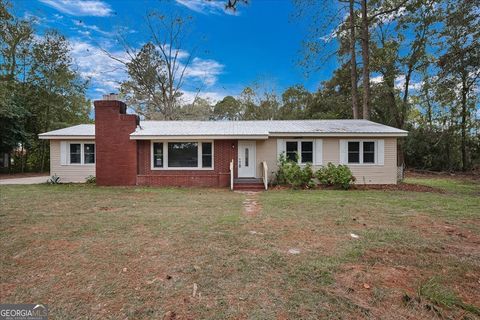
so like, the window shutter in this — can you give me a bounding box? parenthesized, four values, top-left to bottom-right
(339, 140, 347, 164)
(377, 139, 384, 165)
(60, 141, 68, 165)
(314, 139, 323, 165)
(276, 139, 284, 162)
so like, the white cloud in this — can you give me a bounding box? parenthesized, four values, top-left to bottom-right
(175, 0, 238, 15)
(371, 75, 384, 84)
(180, 90, 230, 105)
(184, 57, 224, 86)
(376, 6, 407, 24)
(23, 11, 58, 25)
(72, 19, 113, 36)
(70, 40, 225, 99)
(39, 0, 113, 17)
(370, 75, 422, 91)
(395, 75, 422, 91)
(70, 39, 128, 96)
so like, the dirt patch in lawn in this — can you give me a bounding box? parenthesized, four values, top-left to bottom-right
(406, 169, 480, 181)
(334, 244, 480, 319)
(354, 183, 445, 193)
(271, 183, 445, 193)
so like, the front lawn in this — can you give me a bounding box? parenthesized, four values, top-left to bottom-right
(1, 177, 479, 319)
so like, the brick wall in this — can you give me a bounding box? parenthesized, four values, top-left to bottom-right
(94, 100, 138, 186)
(137, 140, 237, 187)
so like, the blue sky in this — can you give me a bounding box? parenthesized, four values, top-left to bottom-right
(14, 0, 339, 103)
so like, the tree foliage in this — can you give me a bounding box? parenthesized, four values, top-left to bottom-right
(0, 0, 90, 172)
(294, 0, 479, 171)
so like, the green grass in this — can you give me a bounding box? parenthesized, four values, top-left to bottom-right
(0, 176, 479, 319)
(419, 277, 480, 316)
(405, 176, 480, 195)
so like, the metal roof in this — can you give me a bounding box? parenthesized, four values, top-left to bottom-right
(39, 120, 408, 139)
(38, 124, 95, 139)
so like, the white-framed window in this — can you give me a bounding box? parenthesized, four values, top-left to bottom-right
(68, 142, 95, 165)
(151, 141, 214, 170)
(347, 141, 376, 164)
(285, 140, 314, 164)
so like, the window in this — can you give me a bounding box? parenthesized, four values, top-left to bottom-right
(67, 142, 94, 165)
(286, 141, 298, 162)
(70, 144, 81, 164)
(285, 140, 314, 164)
(245, 148, 249, 166)
(168, 142, 198, 167)
(84, 144, 95, 164)
(151, 141, 214, 170)
(347, 141, 376, 164)
(202, 142, 212, 168)
(153, 142, 163, 168)
(301, 141, 313, 163)
(363, 142, 375, 163)
(348, 142, 360, 163)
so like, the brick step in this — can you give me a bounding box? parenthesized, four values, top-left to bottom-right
(234, 178, 262, 184)
(233, 183, 265, 191)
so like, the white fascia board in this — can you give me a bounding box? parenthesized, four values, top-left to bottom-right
(38, 135, 95, 140)
(130, 135, 269, 140)
(268, 132, 408, 137)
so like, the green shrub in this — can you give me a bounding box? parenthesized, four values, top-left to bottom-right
(315, 163, 355, 189)
(85, 175, 96, 184)
(276, 153, 316, 189)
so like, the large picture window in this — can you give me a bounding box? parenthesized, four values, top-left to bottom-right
(285, 140, 314, 164)
(68, 142, 95, 165)
(168, 142, 198, 167)
(347, 141, 376, 164)
(151, 141, 213, 170)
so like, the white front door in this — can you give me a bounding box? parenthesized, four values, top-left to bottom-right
(238, 141, 256, 178)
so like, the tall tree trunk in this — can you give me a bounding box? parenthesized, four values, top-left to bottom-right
(20, 144, 25, 173)
(40, 140, 47, 172)
(460, 75, 468, 171)
(361, 0, 370, 120)
(349, 0, 360, 119)
(41, 104, 51, 172)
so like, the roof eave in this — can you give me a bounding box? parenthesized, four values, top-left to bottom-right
(130, 135, 270, 140)
(268, 132, 408, 137)
(38, 135, 95, 140)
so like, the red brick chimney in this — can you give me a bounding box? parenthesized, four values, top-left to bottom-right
(94, 95, 138, 186)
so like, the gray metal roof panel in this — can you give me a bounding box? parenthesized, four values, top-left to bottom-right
(39, 120, 407, 137)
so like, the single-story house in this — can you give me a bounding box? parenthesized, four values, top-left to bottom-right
(39, 96, 408, 189)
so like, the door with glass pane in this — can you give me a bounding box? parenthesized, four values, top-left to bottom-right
(238, 141, 256, 177)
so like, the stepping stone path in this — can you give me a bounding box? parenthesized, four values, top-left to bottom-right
(236, 191, 261, 216)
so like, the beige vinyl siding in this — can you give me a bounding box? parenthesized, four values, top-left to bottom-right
(323, 137, 397, 184)
(50, 140, 95, 183)
(255, 139, 278, 179)
(255, 137, 398, 184)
